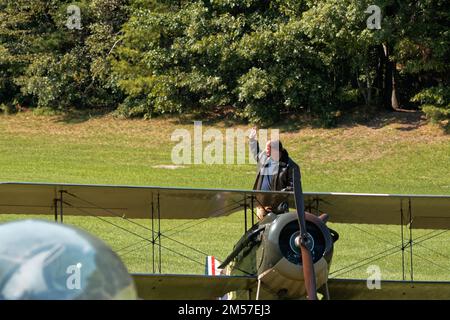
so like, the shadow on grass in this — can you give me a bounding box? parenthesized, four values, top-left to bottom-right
(54, 108, 115, 125)
(346, 109, 426, 131)
(355, 111, 449, 135)
(273, 109, 430, 133)
(47, 105, 448, 135)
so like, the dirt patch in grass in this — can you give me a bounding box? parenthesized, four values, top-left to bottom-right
(152, 165, 186, 170)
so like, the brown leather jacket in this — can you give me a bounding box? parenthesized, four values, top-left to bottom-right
(250, 139, 294, 192)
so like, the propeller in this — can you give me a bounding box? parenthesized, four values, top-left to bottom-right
(291, 161, 318, 300)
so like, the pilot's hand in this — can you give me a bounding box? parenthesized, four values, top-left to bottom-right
(249, 127, 257, 140)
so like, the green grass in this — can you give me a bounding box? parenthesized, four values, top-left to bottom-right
(1, 112, 449, 281)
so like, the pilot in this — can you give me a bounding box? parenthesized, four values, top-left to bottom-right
(249, 128, 294, 220)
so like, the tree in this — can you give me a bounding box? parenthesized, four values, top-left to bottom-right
(112, 0, 333, 125)
(0, 0, 129, 111)
(1, 0, 448, 126)
(300, 0, 449, 112)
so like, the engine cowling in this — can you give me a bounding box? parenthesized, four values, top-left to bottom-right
(256, 211, 335, 299)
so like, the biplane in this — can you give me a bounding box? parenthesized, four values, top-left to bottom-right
(1, 163, 450, 300)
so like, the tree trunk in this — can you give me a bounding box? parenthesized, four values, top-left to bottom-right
(391, 66, 400, 110)
(373, 45, 384, 106)
(356, 72, 368, 106)
(382, 43, 399, 111)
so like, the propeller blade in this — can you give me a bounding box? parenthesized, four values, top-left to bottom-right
(300, 241, 317, 300)
(292, 161, 318, 300)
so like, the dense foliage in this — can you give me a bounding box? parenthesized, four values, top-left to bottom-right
(0, 0, 129, 112)
(0, 0, 448, 125)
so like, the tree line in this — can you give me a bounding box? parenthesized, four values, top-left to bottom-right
(0, 0, 448, 126)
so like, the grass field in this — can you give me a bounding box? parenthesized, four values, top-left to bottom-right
(1, 111, 449, 281)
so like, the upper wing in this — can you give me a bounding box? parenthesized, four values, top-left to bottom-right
(0, 182, 288, 219)
(303, 192, 450, 229)
(1, 182, 449, 228)
(131, 273, 256, 300)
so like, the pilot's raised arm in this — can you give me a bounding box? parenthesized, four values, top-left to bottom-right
(249, 127, 263, 163)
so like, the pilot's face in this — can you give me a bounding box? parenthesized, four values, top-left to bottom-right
(266, 141, 280, 161)
(265, 141, 271, 157)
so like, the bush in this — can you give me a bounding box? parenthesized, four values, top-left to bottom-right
(0, 103, 16, 115)
(32, 107, 63, 116)
(237, 68, 278, 125)
(421, 105, 450, 123)
(411, 86, 450, 123)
